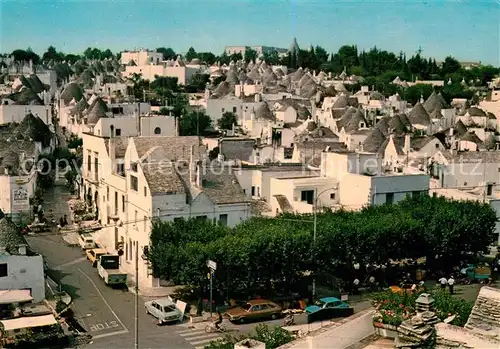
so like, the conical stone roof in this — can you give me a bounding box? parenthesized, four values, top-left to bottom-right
(408, 102, 431, 126)
(254, 102, 274, 121)
(60, 82, 84, 105)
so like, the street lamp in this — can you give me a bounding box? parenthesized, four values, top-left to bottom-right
(312, 186, 338, 300)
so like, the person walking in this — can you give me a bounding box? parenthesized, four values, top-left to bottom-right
(439, 276, 447, 290)
(448, 276, 455, 295)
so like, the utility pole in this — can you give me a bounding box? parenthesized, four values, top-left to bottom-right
(206, 260, 217, 318)
(134, 242, 139, 349)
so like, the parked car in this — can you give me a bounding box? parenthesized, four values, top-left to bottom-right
(305, 297, 350, 314)
(144, 298, 182, 325)
(86, 248, 107, 267)
(226, 299, 282, 324)
(390, 284, 423, 295)
(79, 233, 96, 250)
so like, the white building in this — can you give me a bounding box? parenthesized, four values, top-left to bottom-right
(82, 134, 251, 290)
(0, 105, 52, 125)
(123, 56, 200, 85)
(0, 218, 45, 302)
(121, 50, 163, 66)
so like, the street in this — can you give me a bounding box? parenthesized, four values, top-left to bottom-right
(27, 185, 323, 349)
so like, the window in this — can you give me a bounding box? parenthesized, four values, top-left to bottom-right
(221, 108, 225, 112)
(117, 163, 125, 176)
(251, 186, 255, 196)
(0, 263, 7, 277)
(219, 214, 228, 226)
(232, 107, 237, 113)
(487, 184, 493, 196)
(435, 143, 439, 149)
(130, 175, 138, 191)
(115, 128, 121, 136)
(122, 195, 125, 212)
(257, 187, 260, 197)
(330, 193, 335, 200)
(154, 127, 161, 135)
(385, 193, 394, 204)
(106, 186, 109, 201)
(144, 186, 147, 196)
(131, 162, 138, 172)
(94, 156, 99, 181)
(87, 154, 91, 172)
(301, 190, 314, 205)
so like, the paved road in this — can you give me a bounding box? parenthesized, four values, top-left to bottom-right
(29, 184, 375, 348)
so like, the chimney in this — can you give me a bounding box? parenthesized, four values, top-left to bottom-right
(189, 145, 196, 185)
(404, 134, 411, 154)
(18, 244, 27, 255)
(255, 93, 261, 103)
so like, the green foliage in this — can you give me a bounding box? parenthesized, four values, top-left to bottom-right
(186, 47, 198, 61)
(186, 73, 210, 93)
(204, 324, 293, 349)
(55, 300, 67, 313)
(42, 46, 65, 62)
(156, 47, 176, 60)
(150, 196, 496, 301)
(0, 209, 4, 219)
(244, 48, 258, 63)
(179, 111, 212, 136)
(432, 290, 473, 327)
(217, 112, 237, 130)
(83, 47, 114, 60)
(11, 48, 40, 64)
(372, 290, 473, 327)
(67, 137, 83, 149)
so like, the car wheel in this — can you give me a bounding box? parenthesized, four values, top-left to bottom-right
(158, 319, 164, 325)
(271, 313, 278, 320)
(239, 318, 245, 324)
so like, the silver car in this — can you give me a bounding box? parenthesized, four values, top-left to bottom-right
(144, 298, 182, 325)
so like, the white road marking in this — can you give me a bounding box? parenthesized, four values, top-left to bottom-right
(176, 328, 197, 334)
(54, 257, 87, 270)
(190, 336, 223, 346)
(92, 329, 129, 340)
(184, 333, 221, 341)
(77, 268, 129, 333)
(179, 330, 206, 337)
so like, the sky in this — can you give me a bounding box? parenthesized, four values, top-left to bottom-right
(0, 0, 499, 65)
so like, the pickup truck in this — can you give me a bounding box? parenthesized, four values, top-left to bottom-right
(97, 255, 127, 286)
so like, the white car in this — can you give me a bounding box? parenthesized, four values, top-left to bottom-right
(145, 298, 182, 325)
(78, 233, 96, 250)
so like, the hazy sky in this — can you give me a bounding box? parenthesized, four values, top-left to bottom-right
(1, 0, 499, 65)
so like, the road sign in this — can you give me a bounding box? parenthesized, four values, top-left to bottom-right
(207, 260, 217, 271)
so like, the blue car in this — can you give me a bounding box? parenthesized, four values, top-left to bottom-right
(305, 297, 349, 314)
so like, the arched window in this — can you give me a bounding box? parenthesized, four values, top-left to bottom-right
(154, 127, 161, 135)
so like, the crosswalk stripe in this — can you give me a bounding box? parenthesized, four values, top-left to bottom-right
(179, 329, 206, 337)
(195, 346, 206, 349)
(190, 336, 223, 346)
(184, 333, 221, 341)
(176, 328, 197, 334)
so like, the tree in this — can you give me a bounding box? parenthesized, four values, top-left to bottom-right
(42, 46, 64, 62)
(262, 51, 280, 65)
(197, 52, 216, 65)
(11, 48, 40, 64)
(186, 47, 197, 61)
(185, 73, 210, 93)
(244, 48, 258, 63)
(217, 112, 237, 130)
(179, 111, 212, 136)
(441, 56, 461, 76)
(156, 47, 176, 60)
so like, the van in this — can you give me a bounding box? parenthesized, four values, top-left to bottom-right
(79, 233, 96, 250)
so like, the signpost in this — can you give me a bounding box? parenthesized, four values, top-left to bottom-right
(206, 260, 217, 318)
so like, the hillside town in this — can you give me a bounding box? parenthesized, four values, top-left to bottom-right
(0, 26, 500, 349)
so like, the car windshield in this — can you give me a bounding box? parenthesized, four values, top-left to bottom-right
(163, 305, 176, 312)
(242, 303, 252, 311)
(314, 300, 326, 307)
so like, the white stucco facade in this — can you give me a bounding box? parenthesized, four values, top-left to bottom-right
(0, 254, 45, 302)
(0, 105, 52, 125)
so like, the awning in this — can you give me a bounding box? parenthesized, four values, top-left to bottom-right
(0, 290, 33, 305)
(0, 314, 57, 331)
